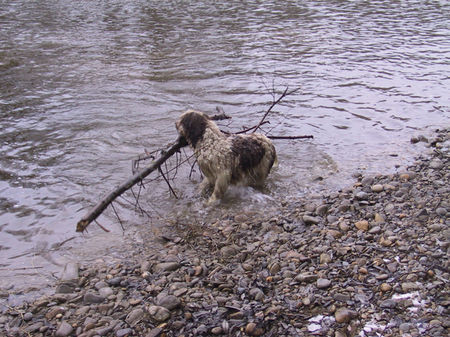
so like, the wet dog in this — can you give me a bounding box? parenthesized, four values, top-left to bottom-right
(176, 110, 277, 204)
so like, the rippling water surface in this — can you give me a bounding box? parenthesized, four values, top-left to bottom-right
(0, 0, 449, 290)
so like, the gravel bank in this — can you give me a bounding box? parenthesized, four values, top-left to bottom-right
(1, 129, 449, 337)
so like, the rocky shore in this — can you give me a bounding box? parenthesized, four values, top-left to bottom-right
(1, 129, 449, 337)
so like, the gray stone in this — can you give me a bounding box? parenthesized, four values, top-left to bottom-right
(148, 305, 171, 322)
(146, 327, 163, 337)
(429, 159, 443, 169)
(295, 272, 318, 283)
(355, 191, 369, 200)
(156, 294, 181, 310)
(436, 207, 447, 216)
(99, 286, 114, 298)
(125, 308, 145, 326)
(60, 262, 79, 282)
(116, 328, 133, 337)
(153, 262, 180, 273)
(317, 278, 331, 289)
(23, 312, 33, 321)
(316, 205, 328, 216)
(55, 321, 73, 337)
(83, 292, 105, 304)
(108, 277, 123, 286)
(380, 299, 397, 309)
(56, 282, 76, 294)
(303, 215, 320, 225)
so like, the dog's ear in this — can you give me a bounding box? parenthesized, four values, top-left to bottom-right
(177, 111, 208, 148)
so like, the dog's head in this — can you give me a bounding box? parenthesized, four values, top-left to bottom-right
(176, 110, 210, 148)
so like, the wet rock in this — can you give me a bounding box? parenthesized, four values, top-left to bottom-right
(60, 262, 79, 282)
(55, 282, 76, 294)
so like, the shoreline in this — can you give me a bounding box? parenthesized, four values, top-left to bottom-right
(1, 129, 448, 337)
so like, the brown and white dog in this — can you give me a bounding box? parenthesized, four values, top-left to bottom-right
(176, 110, 277, 204)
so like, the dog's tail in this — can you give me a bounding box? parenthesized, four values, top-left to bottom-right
(271, 155, 279, 170)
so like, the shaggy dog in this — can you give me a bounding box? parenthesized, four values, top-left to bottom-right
(176, 110, 277, 204)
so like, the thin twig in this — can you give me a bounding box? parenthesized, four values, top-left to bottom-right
(268, 135, 313, 140)
(94, 220, 110, 232)
(252, 86, 301, 133)
(110, 202, 125, 232)
(158, 167, 178, 198)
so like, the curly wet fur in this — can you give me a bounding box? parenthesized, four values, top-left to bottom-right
(176, 110, 277, 203)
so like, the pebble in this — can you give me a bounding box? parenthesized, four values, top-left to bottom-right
(125, 308, 145, 326)
(55, 321, 73, 337)
(116, 328, 132, 337)
(83, 292, 105, 304)
(335, 307, 357, 323)
(371, 184, 384, 193)
(156, 294, 181, 310)
(317, 278, 331, 289)
(303, 215, 321, 225)
(59, 262, 79, 282)
(355, 191, 369, 200)
(148, 305, 171, 322)
(153, 262, 180, 272)
(355, 220, 369, 231)
(436, 207, 447, 216)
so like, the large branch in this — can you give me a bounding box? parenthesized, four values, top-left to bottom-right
(76, 137, 187, 232)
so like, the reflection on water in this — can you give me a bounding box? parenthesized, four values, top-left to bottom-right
(0, 0, 449, 289)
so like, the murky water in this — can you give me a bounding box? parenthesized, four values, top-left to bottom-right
(0, 0, 449, 290)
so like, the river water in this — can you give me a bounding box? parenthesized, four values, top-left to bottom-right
(0, 0, 449, 291)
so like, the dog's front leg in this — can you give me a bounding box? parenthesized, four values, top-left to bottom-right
(199, 178, 212, 196)
(208, 172, 231, 204)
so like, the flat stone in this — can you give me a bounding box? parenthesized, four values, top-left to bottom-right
(116, 328, 132, 337)
(153, 262, 180, 273)
(83, 292, 105, 304)
(295, 272, 317, 283)
(146, 327, 163, 337)
(55, 321, 73, 337)
(401, 282, 421, 292)
(125, 308, 145, 326)
(59, 262, 79, 282)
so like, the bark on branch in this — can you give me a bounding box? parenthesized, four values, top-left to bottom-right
(76, 137, 187, 232)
